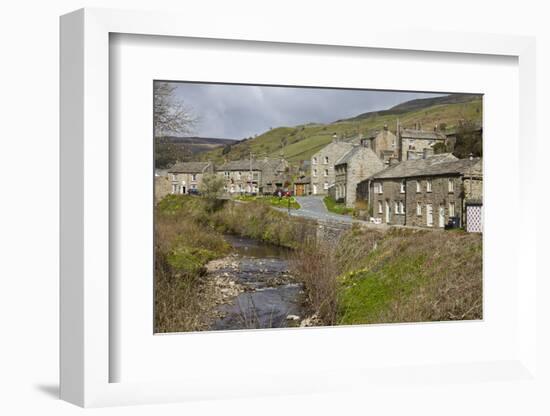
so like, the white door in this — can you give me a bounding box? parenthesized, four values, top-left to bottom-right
(385, 201, 390, 223)
(313, 184, 317, 195)
(426, 204, 433, 227)
(439, 204, 445, 228)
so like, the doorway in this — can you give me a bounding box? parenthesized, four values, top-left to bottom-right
(426, 204, 433, 227)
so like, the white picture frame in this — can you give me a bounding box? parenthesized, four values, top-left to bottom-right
(60, 7, 539, 408)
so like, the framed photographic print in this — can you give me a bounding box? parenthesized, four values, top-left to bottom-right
(60, 7, 541, 409)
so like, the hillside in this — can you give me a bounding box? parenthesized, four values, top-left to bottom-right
(197, 94, 482, 167)
(162, 136, 237, 155)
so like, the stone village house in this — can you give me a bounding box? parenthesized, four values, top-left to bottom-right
(358, 151, 483, 230)
(217, 158, 289, 195)
(167, 161, 214, 195)
(310, 140, 354, 195)
(332, 145, 384, 208)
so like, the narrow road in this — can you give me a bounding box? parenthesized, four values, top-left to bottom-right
(290, 196, 366, 224)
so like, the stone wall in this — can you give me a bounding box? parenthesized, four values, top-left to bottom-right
(405, 176, 462, 228)
(310, 141, 353, 195)
(342, 148, 385, 208)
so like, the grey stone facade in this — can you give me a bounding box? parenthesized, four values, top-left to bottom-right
(310, 140, 353, 195)
(168, 162, 214, 195)
(217, 158, 289, 195)
(364, 154, 482, 229)
(334, 146, 384, 208)
(360, 127, 398, 163)
(398, 128, 447, 161)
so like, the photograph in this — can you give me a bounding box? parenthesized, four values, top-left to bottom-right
(153, 81, 483, 333)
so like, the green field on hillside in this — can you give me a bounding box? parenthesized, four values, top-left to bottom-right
(198, 97, 482, 168)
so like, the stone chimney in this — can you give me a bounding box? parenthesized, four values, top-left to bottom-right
(383, 123, 388, 131)
(423, 148, 434, 159)
(332, 133, 338, 143)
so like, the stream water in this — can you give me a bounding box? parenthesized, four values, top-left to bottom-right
(210, 235, 305, 331)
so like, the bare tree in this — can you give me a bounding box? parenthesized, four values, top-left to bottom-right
(154, 82, 197, 137)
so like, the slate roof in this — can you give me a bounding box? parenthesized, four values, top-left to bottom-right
(217, 160, 264, 171)
(369, 153, 460, 179)
(294, 175, 311, 184)
(334, 145, 378, 166)
(168, 162, 212, 174)
(217, 158, 285, 172)
(400, 129, 446, 140)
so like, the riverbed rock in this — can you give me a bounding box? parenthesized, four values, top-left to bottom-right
(300, 314, 322, 327)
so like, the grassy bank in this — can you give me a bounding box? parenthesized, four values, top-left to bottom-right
(234, 194, 300, 210)
(155, 195, 315, 332)
(323, 196, 353, 215)
(292, 226, 482, 325)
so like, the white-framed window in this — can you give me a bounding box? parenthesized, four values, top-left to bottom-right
(449, 202, 455, 217)
(416, 180, 421, 193)
(394, 201, 399, 214)
(324, 182, 329, 190)
(237, 171, 242, 179)
(378, 182, 383, 194)
(324, 169, 329, 177)
(399, 201, 405, 214)
(313, 169, 317, 177)
(171, 184, 178, 194)
(191, 174, 197, 181)
(426, 179, 432, 192)
(171, 174, 177, 181)
(400, 180, 405, 193)
(324, 156, 329, 164)
(448, 178, 454, 193)
(224, 171, 229, 177)
(416, 202, 422, 216)
(230, 185, 235, 193)
(312, 157, 317, 164)
(378, 201, 383, 214)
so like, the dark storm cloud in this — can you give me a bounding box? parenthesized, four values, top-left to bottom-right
(170, 82, 446, 139)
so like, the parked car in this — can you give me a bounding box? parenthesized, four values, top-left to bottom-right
(444, 216, 461, 230)
(188, 188, 200, 196)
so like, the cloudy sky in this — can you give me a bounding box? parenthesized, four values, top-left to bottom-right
(167, 82, 447, 140)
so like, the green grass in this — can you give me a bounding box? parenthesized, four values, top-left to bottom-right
(198, 98, 483, 168)
(235, 195, 300, 209)
(337, 254, 427, 324)
(323, 196, 353, 215)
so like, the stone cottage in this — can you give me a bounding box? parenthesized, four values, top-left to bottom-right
(398, 127, 447, 161)
(360, 125, 398, 163)
(217, 158, 289, 195)
(364, 152, 482, 229)
(310, 140, 353, 195)
(333, 145, 384, 208)
(168, 161, 214, 195)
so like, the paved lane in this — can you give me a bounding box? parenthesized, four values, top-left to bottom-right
(291, 196, 355, 223)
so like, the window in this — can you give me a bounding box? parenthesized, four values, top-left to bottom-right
(399, 201, 405, 214)
(378, 182, 383, 194)
(400, 180, 405, 193)
(191, 184, 196, 190)
(416, 202, 422, 216)
(449, 202, 455, 217)
(313, 169, 317, 177)
(416, 181, 421, 193)
(237, 171, 242, 179)
(324, 169, 329, 177)
(224, 171, 229, 177)
(448, 178, 454, 193)
(378, 201, 383, 214)
(426, 179, 432, 192)
(394, 201, 399, 214)
(191, 174, 197, 181)
(171, 184, 178, 194)
(312, 157, 317, 164)
(324, 156, 329, 164)
(324, 182, 329, 190)
(171, 174, 177, 181)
